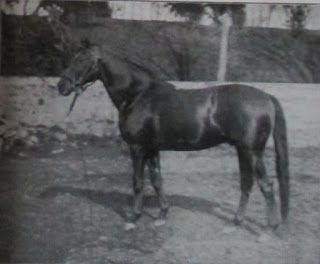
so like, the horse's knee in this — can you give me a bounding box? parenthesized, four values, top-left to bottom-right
(133, 178, 144, 194)
(134, 186, 143, 195)
(258, 180, 275, 200)
(150, 168, 162, 187)
(259, 179, 273, 192)
(240, 175, 254, 194)
(152, 174, 162, 188)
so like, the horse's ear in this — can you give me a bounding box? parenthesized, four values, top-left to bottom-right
(81, 38, 91, 49)
(90, 45, 101, 59)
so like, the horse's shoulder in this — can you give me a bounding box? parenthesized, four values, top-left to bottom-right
(146, 81, 175, 103)
(149, 81, 175, 93)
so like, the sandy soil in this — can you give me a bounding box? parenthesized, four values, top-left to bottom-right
(0, 137, 319, 264)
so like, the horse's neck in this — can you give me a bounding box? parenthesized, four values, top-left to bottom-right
(98, 56, 151, 111)
(97, 57, 128, 108)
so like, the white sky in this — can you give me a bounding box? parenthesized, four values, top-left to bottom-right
(1, 0, 41, 15)
(2, 1, 320, 29)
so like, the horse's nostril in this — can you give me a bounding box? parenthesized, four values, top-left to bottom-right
(60, 89, 72, 96)
(58, 82, 72, 96)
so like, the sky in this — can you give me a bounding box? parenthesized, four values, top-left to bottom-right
(1, 1, 320, 29)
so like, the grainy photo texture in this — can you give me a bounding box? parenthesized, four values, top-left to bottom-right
(0, 1, 319, 263)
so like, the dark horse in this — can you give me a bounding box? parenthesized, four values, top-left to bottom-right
(58, 44, 289, 229)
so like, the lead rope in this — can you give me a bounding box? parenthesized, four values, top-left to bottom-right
(78, 132, 95, 259)
(61, 80, 95, 254)
(67, 92, 79, 116)
(67, 81, 95, 116)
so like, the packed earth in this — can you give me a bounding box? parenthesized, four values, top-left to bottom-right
(0, 134, 319, 264)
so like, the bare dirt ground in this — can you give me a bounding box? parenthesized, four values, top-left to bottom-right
(0, 136, 319, 264)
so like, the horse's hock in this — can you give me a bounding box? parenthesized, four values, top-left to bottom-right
(0, 77, 319, 148)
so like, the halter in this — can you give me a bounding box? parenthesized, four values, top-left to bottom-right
(62, 57, 97, 116)
(67, 81, 94, 116)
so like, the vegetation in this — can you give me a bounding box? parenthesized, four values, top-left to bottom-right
(2, 11, 320, 82)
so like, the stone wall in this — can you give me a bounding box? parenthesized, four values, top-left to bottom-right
(1, 77, 319, 148)
(0, 77, 118, 139)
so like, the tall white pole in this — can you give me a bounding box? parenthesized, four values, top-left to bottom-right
(217, 11, 232, 82)
(0, 10, 2, 75)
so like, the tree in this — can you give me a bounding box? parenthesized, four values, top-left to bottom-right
(40, 0, 112, 26)
(1, 0, 42, 15)
(156, 26, 203, 81)
(1, 1, 114, 75)
(167, 3, 245, 81)
(43, 4, 78, 60)
(115, 23, 201, 81)
(283, 4, 309, 37)
(167, 3, 205, 23)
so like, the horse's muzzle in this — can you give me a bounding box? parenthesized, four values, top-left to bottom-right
(58, 80, 73, 96)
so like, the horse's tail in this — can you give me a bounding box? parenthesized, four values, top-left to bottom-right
(271, 96, 290, 224)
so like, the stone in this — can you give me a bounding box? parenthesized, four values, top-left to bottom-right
(17, 129, 29, 139)
(51, 148, 65, 154)
(99, 236, 109, 241)
(0, 125, 7, 135)
(0, 138, 3, 156)
(53, 132, 68, 142)
(5, 129, 17, 139)
(154, 219, 166, 227)
(29, 135, 39, 144)
(24, 135, 39, 147)
(124, 223, 136, 231)
(222, 225, 238, 234)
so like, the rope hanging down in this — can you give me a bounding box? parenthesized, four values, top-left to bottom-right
(67, 82, 94, 116)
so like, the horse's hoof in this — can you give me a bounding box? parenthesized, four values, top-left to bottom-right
(125, 212, 141, 223)
(270, 223, 280, 231)
(154, 219, 166, 227)
(256, 231, 276, 243)
(274, 222, 290, 239)
(159, 208, 169, 219)
(267, 218, 280, 230)
(124, 222, 136, 231)
(222, 225, 238, 234)
(233, 216, 243, 226)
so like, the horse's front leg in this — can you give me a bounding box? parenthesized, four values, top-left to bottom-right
(127, 144, 147, 224)
(147, 151, 169, 224)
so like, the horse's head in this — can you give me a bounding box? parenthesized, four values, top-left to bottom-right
(58, 43, 100, 96)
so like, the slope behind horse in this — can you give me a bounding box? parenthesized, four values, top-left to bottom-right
(58, 44, 289, 230)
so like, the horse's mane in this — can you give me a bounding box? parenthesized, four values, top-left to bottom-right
(102, 48, 159, 81)
(122, 56, 159, 80)
(80, 40, 160, 81)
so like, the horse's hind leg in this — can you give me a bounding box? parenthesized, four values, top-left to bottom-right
(255, 153, 279, 228)
(147, 151, 169, 221)
(234, 147, 255, 225)
(128, 145, 147, 223)
(236, 146, 278, 228)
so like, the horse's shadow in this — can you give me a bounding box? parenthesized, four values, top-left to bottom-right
(39, 186, 263, 235)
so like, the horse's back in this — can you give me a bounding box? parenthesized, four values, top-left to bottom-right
(151, 83, 275, 150)
(149, 83, 223, 150)
(152, 83, 274, 118)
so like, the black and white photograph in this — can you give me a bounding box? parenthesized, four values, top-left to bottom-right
(0, 0, 319, 263)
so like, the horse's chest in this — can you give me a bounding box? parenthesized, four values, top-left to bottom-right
(119, 105, 154, 145)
